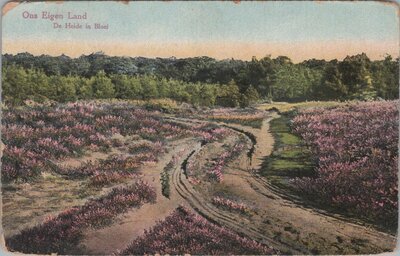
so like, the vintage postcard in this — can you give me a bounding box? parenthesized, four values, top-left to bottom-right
(1, 0, 399, 255)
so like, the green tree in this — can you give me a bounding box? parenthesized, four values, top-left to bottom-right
(371, 55, 399, 99)
(157, 78, 170, 98)
(339, 53, 374, 98)
(129, 77, 143, 99)
(2, 65, 29, 105)
(112, 74, 135, 99)
(26, 69, 52, 102)
(244, 85, 260, 104)
(75, 77, 92, 100)
(197, 84, 217, 107)
(313, 62, 347, 100)
(90, 71, 115, 99)
(271, 65, 312, 101)
(48, 76, 77, 102)
(216, 80, 241, 107)
(140, 75, 159, 100)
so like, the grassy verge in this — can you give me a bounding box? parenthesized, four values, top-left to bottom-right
(259, 113, 314, 190)
(258, 100, 342, 186)
(260, 108, 397, 234)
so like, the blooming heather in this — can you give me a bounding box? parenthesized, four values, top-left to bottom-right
(118, 206, 275, 255)
(1, 102, 221, 181)
(212, 196, 251, 214)
(6, 181, 156, 254)
(207, 143, 245, 182)
(291, 101, 398, 224)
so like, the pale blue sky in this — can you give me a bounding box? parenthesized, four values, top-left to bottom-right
(2, 1, 399, 61)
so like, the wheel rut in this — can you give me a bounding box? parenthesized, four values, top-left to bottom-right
(81, 114, 397, 255)
(169, 129, 307, 254)
(168, 114, 397, 255)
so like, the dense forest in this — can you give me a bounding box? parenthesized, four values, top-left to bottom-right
(2, 52, 399, 106)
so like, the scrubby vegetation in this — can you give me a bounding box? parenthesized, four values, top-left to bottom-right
(1, 102, 228, 182)
(212, 196, 252, 215)
(118, 206, 275, 255)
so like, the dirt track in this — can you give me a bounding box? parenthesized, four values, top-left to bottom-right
(80, 139, 195, 254)
(79, 113, 397, 255)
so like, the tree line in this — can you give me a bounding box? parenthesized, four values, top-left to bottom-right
(1, 66, 260, 107)
(2, 52, 398, 106)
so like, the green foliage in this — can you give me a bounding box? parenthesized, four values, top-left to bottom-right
(339, 53, 372, 96)
(75, 78, 93, 99)
(272, 65, 314, 101)
(370, 55, 399, 99)
(240, 85, 260, 107)
(313, 62, 347, 100)
(216, 80, 241, 107)
(27, 69, 53, 103)
(51, 76, 77, 102)
(196, 84, 217, 107)
(2, 65, 30, 105)
(111, 74, 137, 99)
(90, 71, 115, 99)
(2, 52, 398, 106)
(141, 76, 159, 100)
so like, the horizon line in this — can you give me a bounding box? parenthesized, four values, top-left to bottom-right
(2, 50, 398, 64)
(3, 39, 398, 63)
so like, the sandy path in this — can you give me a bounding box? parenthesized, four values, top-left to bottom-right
(171, 146, 301, 254)
(167, 114, 396, 254)
(79, 139, 196, 254)
(216, 115, 396, 254)
(76, 114, 396, 255)
(222, 114, 278, 169)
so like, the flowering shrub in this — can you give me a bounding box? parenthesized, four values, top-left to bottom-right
(88, 171, 137, 187)
(2, 146, 43, 180)
(128, 141, 163, 155)
(118, 206, 275, 255)
(212, 196, 251, 214)
(6, 181, 156, 254)
(207, 143, 245, 182)
(184, 141, 245, 183)
(2, 102, 219, 181)
(188, 176, 201, 185)
(56, 154, 140, 178)
(192, 126, 232, 144)
(291, 101, 398, 224)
